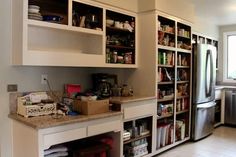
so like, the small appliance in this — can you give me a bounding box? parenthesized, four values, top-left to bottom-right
(92, 73, 117, 98)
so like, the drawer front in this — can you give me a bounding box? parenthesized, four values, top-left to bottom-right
(87, 120, 121, 137)
(43, 127, 86, 149)
(215, 90, 222, 100)
(124, 103, 155, 120)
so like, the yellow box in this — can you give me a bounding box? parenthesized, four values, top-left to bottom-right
(73, 99, 110, 115)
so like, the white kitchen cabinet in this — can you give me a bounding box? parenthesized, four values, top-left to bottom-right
(137, 10, 192, 155)
(12, 115, 122, 157)
(119, 99, 156, 157)
(12, 0, 138, 68)
(214, 87, 225, 126)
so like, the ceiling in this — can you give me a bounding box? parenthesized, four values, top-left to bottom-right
(192, 0, 236, 26)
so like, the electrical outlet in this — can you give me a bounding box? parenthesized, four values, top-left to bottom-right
(7, 84, 18, 92)
(41, 74, 48, 84)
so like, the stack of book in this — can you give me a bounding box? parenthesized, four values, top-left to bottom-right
(176, 120, 186, 141)
(156, 123, 174, 149)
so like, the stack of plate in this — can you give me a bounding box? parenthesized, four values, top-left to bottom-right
(28, 5, 42, 21)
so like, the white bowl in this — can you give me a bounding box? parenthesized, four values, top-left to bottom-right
(28, 8, 40, 14)
(28, 5, 40, 10)
(106, 19, 114, 26)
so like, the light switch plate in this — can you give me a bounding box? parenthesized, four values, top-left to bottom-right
(7, 84, 18, 92)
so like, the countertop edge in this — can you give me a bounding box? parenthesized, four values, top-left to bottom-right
(109, 95, 156, 104)
(9, 111, 123, 130)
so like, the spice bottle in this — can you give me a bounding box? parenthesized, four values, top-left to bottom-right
(113, 51, 118, 63)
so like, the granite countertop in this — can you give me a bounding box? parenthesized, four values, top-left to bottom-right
(109, 95, 156, 104)
(9, 94, 155, 130)
(9, 111, 122, 130)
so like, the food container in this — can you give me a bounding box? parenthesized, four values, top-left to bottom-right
(73, 99, 109, 115)
(106, 19, 114, 26)
(43, 15, 63, 23)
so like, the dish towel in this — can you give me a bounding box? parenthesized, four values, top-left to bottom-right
(44, 145, 68, 157)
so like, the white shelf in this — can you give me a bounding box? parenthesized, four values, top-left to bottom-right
(24, 50, 105, 67)
(176, 48, 192, 53)
(104, 63, 137, 68)
(158, 45, 176, 51)
(28, 19, 103, 36)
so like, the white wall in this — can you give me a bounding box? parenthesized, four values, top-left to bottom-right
(217, 25, 236, 83)
(138, 0, 219, 39)
(0, 1, 126, 156)
(192, 15, 219, 39)
(93, 0, 138, 12)
(0, 1, 90, 155)
(138, 0, 194, 22)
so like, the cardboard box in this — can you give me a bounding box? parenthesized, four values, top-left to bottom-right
(73, 99, 110, 115)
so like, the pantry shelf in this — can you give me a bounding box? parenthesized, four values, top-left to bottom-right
(158, 64, 175, 68)
(157, 97, 174, 102)
(106, 45, 135, 50)
(176, 110, 189, 115)
(158, 81, 174, 85)
(123, 133, 151, 144)
(157, 114, 173, 120)
(28, 19, 104, 36)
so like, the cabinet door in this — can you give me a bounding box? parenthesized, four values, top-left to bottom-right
(124, 102, 155, 120)
(87, 119, 121, 136)
(43, 127, 87, 149)
(215, 89, 222, 100)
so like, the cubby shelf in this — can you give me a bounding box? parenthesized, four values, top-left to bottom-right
(157, 97, 174, 102)
(176, 110, 189, 115)
(177, 65, 190, 68)
(123, 133, 151, 144)
(13, 0, 137, 68)
(176, 95, 190, 99)
(158, 30, 175, 36)
(28, 19, 104, 36)
(158, 64, 174, 68)
(177, 81, 189, 84)
(106, 45, 135, 50)
(157, 114, 173, 120)
(106, 26, 134, 33)
(158, 81, 174, 85)
(156, 14, 192, 155)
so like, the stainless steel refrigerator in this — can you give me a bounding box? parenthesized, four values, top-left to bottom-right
(191, 43, 217, 141)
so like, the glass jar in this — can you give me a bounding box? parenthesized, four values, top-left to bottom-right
(112, 51, 118, 63)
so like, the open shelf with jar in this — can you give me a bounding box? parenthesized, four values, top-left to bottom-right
(177, 22, 191, 50)
(155, 13, 192, 154)
(105, 10, 136, 65)
(12, 0, 138, 68)
(123, 117, 152, 157)
(158, 16, 176, 48)
(176, 112, 190, 142)
(156, 115, 174, 150)
(28, 0, 68, 25)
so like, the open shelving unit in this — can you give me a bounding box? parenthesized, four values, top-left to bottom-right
(12, 0, 137, 68)
(123, 116, 153, 157)
(156, 14, 192, 154)
(105, 10, 136, 66)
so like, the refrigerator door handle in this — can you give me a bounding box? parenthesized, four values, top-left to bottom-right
(205, 50, 213, 97)
(197, 102, 216, 109)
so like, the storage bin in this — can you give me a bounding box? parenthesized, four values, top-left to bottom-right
(73, 99, 109, 115)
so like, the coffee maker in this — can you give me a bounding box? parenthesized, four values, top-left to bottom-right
(92, 73, 117, 98)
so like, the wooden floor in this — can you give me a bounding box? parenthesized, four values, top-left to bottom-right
(157, 126, 236, 157)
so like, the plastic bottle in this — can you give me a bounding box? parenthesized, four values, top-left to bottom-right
(113, 51, 118, 63)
